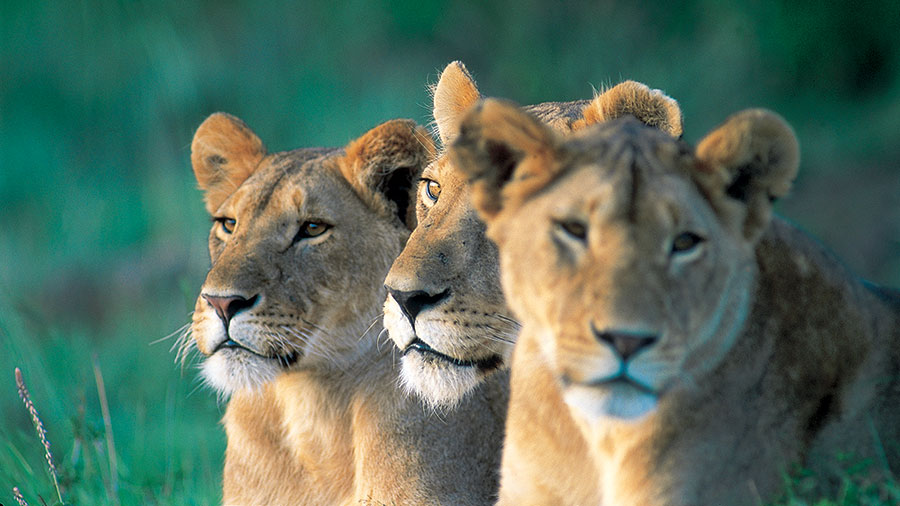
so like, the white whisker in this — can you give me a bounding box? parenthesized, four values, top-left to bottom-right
(490, 313, 521, 328)
(152, 321, 191, 346)
(376, 327, 391, 347)
(359, 312, 384, 342)
(483, 324, 517, 344)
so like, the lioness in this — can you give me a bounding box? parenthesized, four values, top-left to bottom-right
(186, 113, 506, 505)
(383, 61, 683, 407)
(452, 100, 900, 505)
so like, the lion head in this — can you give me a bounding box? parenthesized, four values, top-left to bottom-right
(383, 61, 685, 407)
(453, 100, 798, 421)
(186, 113, 433, 395)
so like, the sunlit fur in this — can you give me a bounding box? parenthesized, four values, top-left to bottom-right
(188, 113, 507, 505)
(384, 60, 683, 408)
(454, 101, 900, 505)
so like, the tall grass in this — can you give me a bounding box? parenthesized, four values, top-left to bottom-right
(1, 298, 225, 504)
(15, 367, 64, 505)
(773, 456, 900, 506)
(1, 0, 898, 503)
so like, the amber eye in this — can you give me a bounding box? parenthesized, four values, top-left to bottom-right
(424, 179, 441, 202)
(555, 219, 588, 242)
(293, 221, 331, 243)
(671, 232, 705, 254)
(216, 217, 236, 234)
(303, 222, 328, 237)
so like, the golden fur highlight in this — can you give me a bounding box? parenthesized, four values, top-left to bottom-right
(431, 61, 482, 146)
(453, 102, 900, 505)
(384, 61, 685, 410)
(192, 112, 267, 215)
(573, 80, 683, 136)
(187, 112, 505, 505)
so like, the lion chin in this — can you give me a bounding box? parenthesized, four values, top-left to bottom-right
(397, 351, 482, 408)
(563, 381, 658, 421)
(201, 350, 281, 396)
(384, 299, 485, 408)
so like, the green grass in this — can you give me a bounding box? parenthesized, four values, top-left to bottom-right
(1, 296, 225, 505)
(772, 457, 900, 506)
(1, 0, 899, 504)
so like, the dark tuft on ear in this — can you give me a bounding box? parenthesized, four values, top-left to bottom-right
(381, 163, 417, 229)
(695, 109, 799, 241)
(725, 170, 753, 202)
(341, 119, 435, 229)
(450, 99, 557, 221)
(485, 141, 520, 185)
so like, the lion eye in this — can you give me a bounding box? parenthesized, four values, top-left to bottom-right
(293, 221, 330, 243)
(555, 219, 588, 242)
(671, 232, 705, 254)
(216, 217, 236, 234)
(423, 179, 441, 202)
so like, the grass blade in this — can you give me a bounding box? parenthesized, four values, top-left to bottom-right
(14, 368, 62, 505)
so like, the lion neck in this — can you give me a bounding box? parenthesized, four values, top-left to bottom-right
(749, 216, 890, 409)
(221, 320, 398, 505)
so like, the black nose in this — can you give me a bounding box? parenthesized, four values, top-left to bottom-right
(593, 327, 658, 361)
(202, 294, 259, 325)
(389, 288, 450, 324)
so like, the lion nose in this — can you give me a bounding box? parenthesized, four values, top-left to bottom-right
(202, 294, 259, 325)
(389, 288, 450, 324)
(593, 328, 658, 361)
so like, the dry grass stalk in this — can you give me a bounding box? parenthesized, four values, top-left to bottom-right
(12, 486, 29, 506)
(92, 355, 120, 505)
(14, 368, 63, 505)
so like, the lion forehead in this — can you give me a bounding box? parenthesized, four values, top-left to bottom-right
(496, 123, 740, 328)
(224, 149, 349, 215)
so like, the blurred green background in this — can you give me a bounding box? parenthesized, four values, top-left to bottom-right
(1, 0, 898, 504)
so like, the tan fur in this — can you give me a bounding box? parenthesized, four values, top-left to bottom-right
(431, 61, 482, 146)
(192, 113, 268, 215)
(187, 113, 506, 505)
(453, 101, 900, 505)
(573, 80, 683, 136)
(383, 61, 684, 409)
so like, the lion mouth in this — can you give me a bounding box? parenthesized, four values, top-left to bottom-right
(585, 375, 658, 397)
(213, 339, 301, 368)
(402, 337, 502, 371)
(562, 371, 657, 397)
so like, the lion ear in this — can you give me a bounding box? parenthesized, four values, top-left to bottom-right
(695, 109, 799, 242)
(450, 99, 557, 222)
(574, 80, 683, 137)
(191, 113, 267, 215)
(341, 119, 435, 230)
(432, 61, 482, 146)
